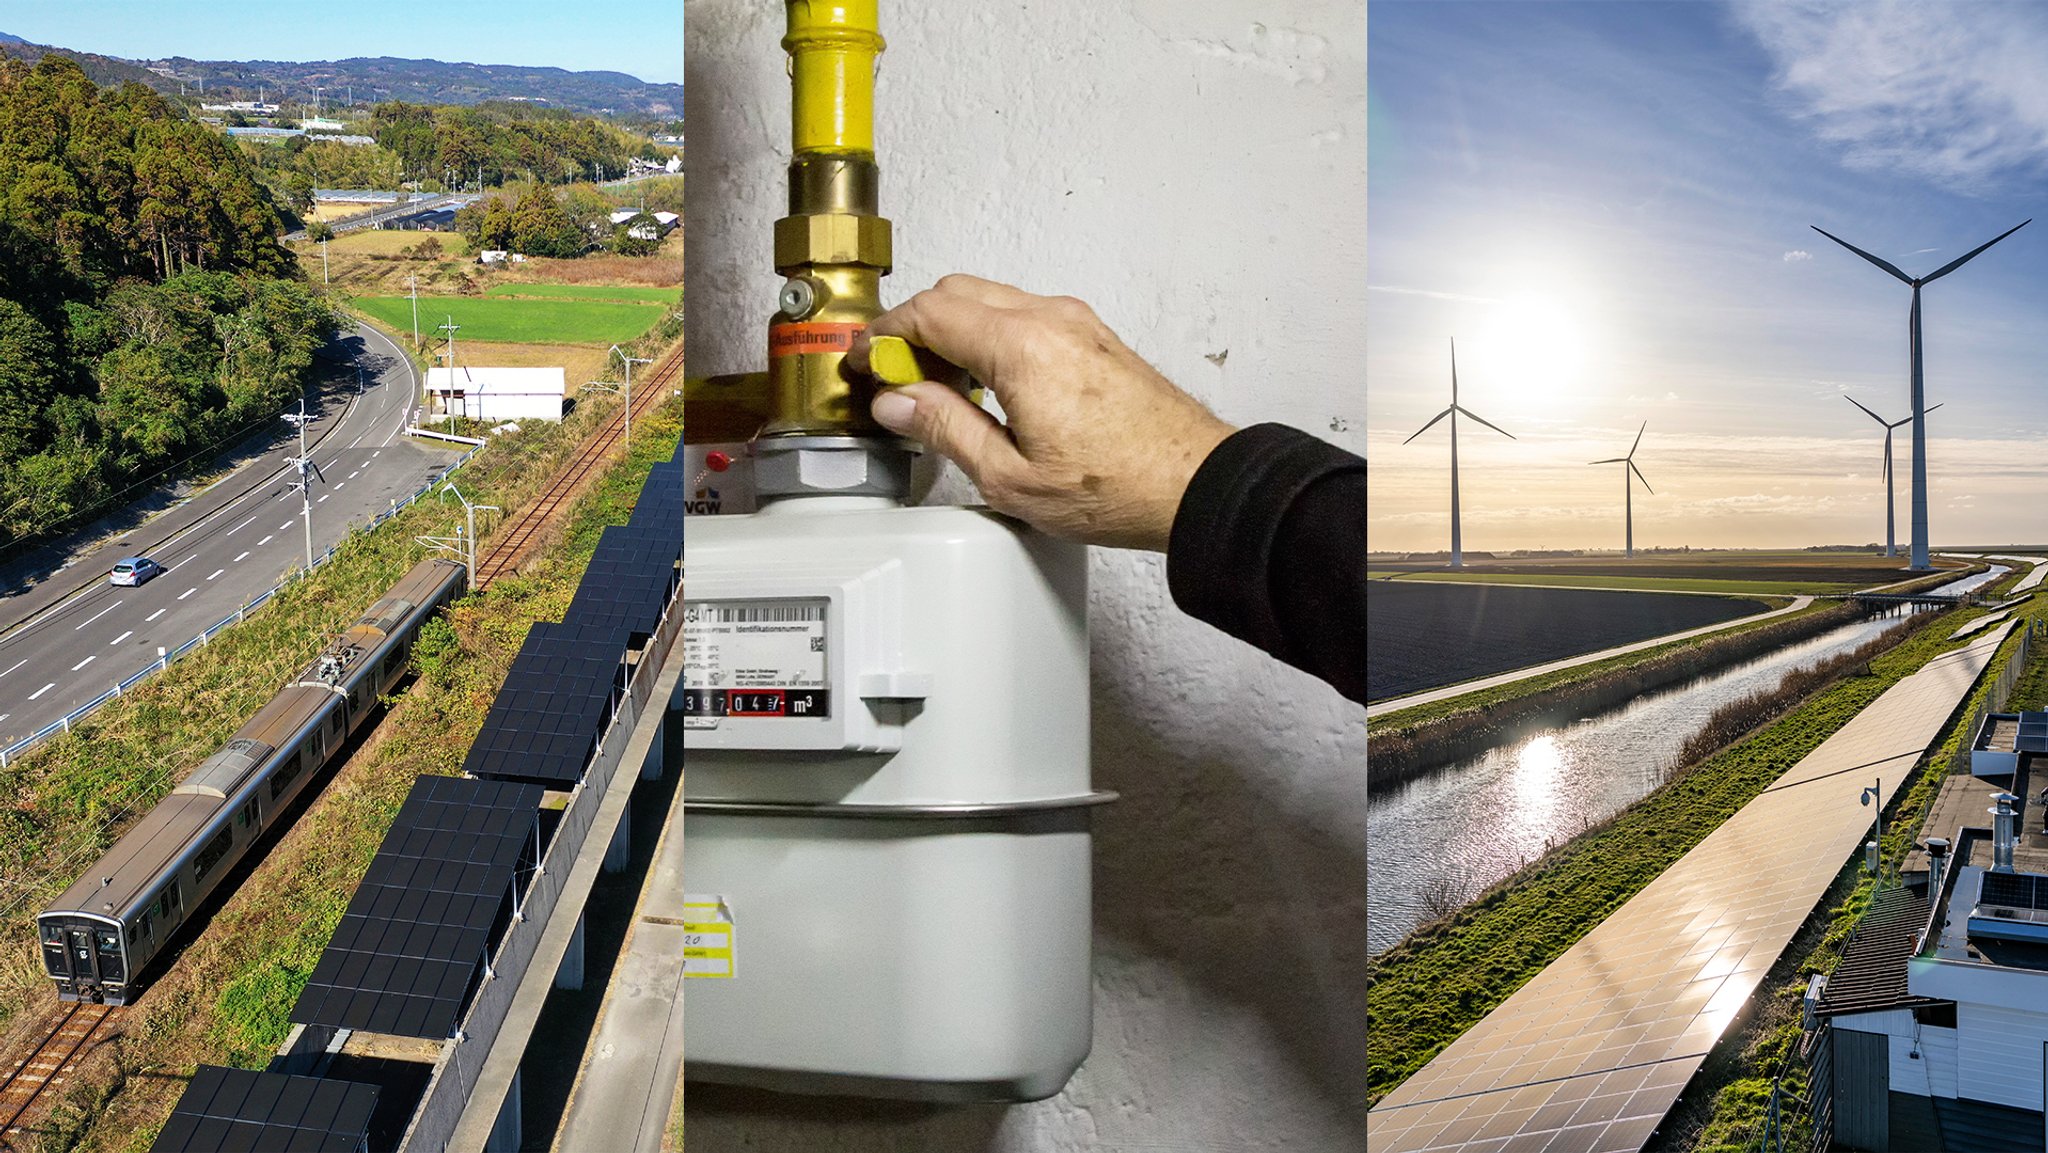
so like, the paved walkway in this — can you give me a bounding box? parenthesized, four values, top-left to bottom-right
(1368, 621, 2016, 1152)
(1367, 594, 1814, 720)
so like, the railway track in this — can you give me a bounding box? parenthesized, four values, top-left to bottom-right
(473, 349, 680, 588)
(0, 1002, 118, 1147)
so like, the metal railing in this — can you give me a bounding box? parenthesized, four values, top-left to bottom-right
(1944, 622, 2034, 778)
(0, 443, 483, 769)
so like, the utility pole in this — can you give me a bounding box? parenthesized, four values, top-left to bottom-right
(587, 344, 651, 451)
(421, 483, 500, 586)
(406, 276, 421, 351)
(320, 236, 329, 284)
(438, 316, 462, 424)
(283, 399, 323, 572)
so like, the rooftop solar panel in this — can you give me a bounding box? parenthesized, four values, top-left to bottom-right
(152, 1067, 377, 1153)
(289, 777, 542, 1039)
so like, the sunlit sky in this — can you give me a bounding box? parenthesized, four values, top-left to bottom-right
(0, 2, 681, 85)
(1368, 1, 2048, 553)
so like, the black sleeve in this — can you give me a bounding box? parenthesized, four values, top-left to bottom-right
(1166, 423, 1367, 703)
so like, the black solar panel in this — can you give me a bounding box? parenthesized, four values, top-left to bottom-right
(152, 1066, 376, 1153)
(1980, 871, 2048, 910)
(290, 777, 542, 1038)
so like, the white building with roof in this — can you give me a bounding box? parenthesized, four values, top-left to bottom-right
(425, 366, 565, 423)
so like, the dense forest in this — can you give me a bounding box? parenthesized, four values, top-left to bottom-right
(368, 101, 657, 189)
(0, 55, 333, 544)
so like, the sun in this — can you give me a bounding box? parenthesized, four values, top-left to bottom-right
(1477, 292, 1589, 399)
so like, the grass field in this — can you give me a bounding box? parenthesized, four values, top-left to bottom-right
(352, 294, 666, 345)
(484, 283, 680, 304)
(1371, 571, 1833, 595)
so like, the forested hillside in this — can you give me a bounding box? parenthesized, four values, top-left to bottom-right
(0, 55, 333, 545)
(368, 101, 654, 187)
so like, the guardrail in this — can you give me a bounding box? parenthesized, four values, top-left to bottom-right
(0, 441, 483, 769)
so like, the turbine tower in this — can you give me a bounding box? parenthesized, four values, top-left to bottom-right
(1811, 220, 2029, 570)
(1845, 395, 1942, 559)
(1403, 338, 1514, 567)
(1591, 422, 1652, 558)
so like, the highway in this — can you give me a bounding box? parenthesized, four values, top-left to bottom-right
(282, 194, 480, 241)
(0, 322, 462, 748)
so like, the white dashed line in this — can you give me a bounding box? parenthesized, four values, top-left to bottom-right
(371, 450, 381, 458)
(28, 683, 53, 701)
(146, 609, 166, 622)
(167, 554, 198, 573)
(225, 515, 257, 537)
(0, 659, 24, 679)
(280, 521, 294, 531)
(207, 569, 225, 581)
(109, 631, 131, 646)
(257, 535, 274, 546)
(71, 655, 94, 672)
(178, 588, 196, 600)
(335, 482, 346, 490)
(75, 601, 123, 630)
(317, 494, 330, 503)
(233, 551, 250, 563)
(347, 471, 359, 480)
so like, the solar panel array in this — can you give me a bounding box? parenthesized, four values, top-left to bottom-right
(2018, 711, 2048, 753)
(291, 776, 543, 1039)
(1979, 869, 2048, 911)
(152, 1065, 377, 1153)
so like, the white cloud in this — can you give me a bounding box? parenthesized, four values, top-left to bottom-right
(1732, 0, 2048, 188)
(1784, 249, 1814, 261)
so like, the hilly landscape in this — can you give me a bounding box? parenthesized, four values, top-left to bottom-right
(0, 32, 682, 120)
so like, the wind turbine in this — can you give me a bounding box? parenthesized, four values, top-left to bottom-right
(1811, 220, 2029, 570)
(1591, 423, 1652, 558)
(1402, 338, 1514, 567)
(1845, 395, 1942, 559)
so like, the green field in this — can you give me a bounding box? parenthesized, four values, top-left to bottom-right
(353, 294, 666, 344)
(483, 283, 681, 304)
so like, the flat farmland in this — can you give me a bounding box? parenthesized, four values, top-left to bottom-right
(1369, 551, 1955, 595)
(352, 294, 666, 345)
(483, 282, 680, 304)
(1368, 582, 1771, 702)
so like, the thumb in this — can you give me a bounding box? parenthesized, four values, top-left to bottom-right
(871, 382, 1023, 488)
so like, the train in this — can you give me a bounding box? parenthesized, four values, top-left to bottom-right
(38, 558, 468, 1006)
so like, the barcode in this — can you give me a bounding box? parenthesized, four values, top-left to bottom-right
(713, 604, 823, 623)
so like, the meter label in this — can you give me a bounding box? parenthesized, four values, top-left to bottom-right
(681, 894, 735, 978)
(682, 599, 830, 722)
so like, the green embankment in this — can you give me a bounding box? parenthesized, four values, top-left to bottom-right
(1369, 571, 1856, 595)
(1366, 600, 1990, 1106)
(14, 392, 681, 1152)
(352, 294, 666, 344)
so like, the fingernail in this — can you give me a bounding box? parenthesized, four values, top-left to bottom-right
(872, 390, 917, 434)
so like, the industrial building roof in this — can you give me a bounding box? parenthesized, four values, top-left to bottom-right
(1814, 888, 1938, 1017)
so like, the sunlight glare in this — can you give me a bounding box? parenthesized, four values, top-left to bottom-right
(1479, 292, 1589, 402)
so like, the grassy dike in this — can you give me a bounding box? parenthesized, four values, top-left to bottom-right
(1671, 587, 2047, 1150)
(6, 394, 681, 1152)
(1365, 599, 1978, 1106)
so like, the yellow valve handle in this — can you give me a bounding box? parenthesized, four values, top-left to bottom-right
(866, 335, 985, 405)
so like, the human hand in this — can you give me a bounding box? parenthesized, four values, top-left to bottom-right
(847, 275, 1235, 551)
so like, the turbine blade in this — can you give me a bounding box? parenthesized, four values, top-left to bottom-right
(1628, 421, 1645, 459)
(1630, 460, 1652, 494)
(1403, 407, 1452, 444)
(1454, 405, 1516, 439)
(1924, 401, 1944, 417)
(1844, 395, 1887, 425)
(1922, 219, 2030, 284)
(1450, 337, 1458, 406)
(1590, 457, 1626, 465)
(1811, 225, 1914, 284)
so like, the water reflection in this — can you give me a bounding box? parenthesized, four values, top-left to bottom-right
(1367, 566, 2004, 954)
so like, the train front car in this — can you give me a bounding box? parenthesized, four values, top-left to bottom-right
(38, 911, 127, 1005)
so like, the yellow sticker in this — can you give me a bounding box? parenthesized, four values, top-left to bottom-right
(682, 894, 735, 978)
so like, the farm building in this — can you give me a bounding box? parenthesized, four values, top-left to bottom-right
(425, 366, 565, 423)
(608, 209, 680, 240)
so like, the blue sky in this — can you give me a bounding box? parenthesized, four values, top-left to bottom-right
(0, 1, 680, 84)
(1369, 1, 2048, 552)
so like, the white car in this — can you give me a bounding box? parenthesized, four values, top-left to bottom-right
(109, 557, 164, 587)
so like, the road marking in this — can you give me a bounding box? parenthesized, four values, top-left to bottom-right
(280, 521, 294, 531)
(224, 515, 257, 536)
(277, 491, 291, 502)
(371, 450, 381, 458)
(75, 601, 123, 630)
(145, 609, 165, 622)
(109, 631, 131, 646)
(347, 471, 359, 480)
(28, 683, 53, 700)
(257, 534, 273, 546)
(233, 551, 250, 563)
(167, 554, 198, 574)
(317, 494, 330, 503)
(207, 569, 225, 581)
(71, 655, 94, 672)
(335, 482, 346, 490)
(348, 433, 365, 450)
(178, 588, 196, 600)
(0, 659, 25, 679)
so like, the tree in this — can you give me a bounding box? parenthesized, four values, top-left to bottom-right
(0, 301, 57, 459)
(507, 183, 585, 258)
(306, 220, 335, 242)
(285, 171, 316, 215)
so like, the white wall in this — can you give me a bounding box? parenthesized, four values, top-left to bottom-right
(683, 2, 1368, 1150)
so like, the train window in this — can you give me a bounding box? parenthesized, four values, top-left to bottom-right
(194, 826, 234, 882)
(383, 650, 403, 679)
(97, 931, 118, 953)
(238, 799, 259, 829)
(271, 753, 303, 799)
(42, 924, 61, 946)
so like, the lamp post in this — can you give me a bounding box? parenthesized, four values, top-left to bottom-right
(282, 399, 322, 572)
(419, 482, 499, 585)
(1861, 779, 1883, 880)
(588, 344, 653, 450)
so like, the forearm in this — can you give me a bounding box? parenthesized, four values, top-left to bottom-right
(1166, 424, 1367, 703)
